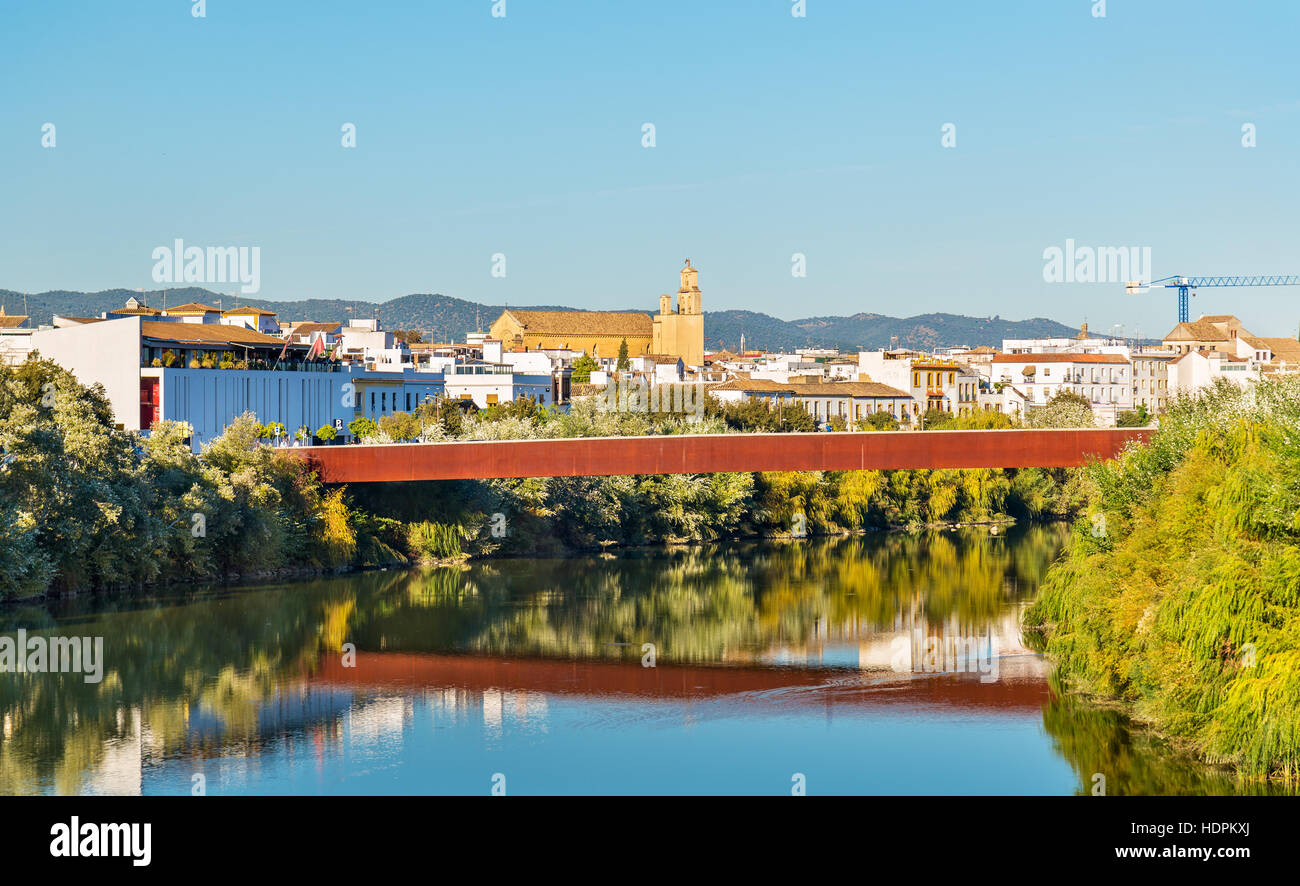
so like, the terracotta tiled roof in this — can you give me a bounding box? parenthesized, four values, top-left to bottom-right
(1163, 320, 1230, 342)
(141, 321, 292, 347)
(709, 378, 912, 398)
(0, 313, 29, 328)
(1171, 348, 1243, 365)
(1257, 337, 1300, 363)
(165, 302, 223, 314)
(790, 381, 912, 399)
(223, 305, 277, 316)
(707, 378, 795, 393)
(288, 321, 342, 336)
(502, 309, 651, 337)
(992, 353, 1128, 364)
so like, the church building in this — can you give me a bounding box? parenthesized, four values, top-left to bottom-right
(488, 260, 706, 366)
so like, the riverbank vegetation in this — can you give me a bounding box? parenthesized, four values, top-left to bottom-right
(1025, 376, 1300, 780)
(2, 359, 1084, 598)
(0, 360, 356, 597)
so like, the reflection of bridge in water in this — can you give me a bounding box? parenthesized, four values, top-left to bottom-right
(306, 646, 1053, 715)
(296, 428, 1152, 483)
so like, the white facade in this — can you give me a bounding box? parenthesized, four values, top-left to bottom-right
(1131, 352, 1174, 413)
(1168, 350, 1260, 396)
(31, 317, 147, 431)
(338, 323, 411, 370)
(990, 354, 1132, 424)
(857, 351, 977, 418)
(443, 363, 553, 408)
(352, 370, 447, 421)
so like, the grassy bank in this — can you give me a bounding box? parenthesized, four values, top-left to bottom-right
(1025, 376, 1300, 780)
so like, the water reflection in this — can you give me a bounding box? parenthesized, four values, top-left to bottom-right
(0, 525, 1280, 795)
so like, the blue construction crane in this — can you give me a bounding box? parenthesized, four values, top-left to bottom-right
(1126, 275, 1300, 323)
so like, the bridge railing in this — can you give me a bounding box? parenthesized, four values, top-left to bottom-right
(291, 428, 1154, 483)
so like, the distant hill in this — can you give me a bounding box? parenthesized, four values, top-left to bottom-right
(1, 287, 1079, 352)
(787, 312, 1080, 352)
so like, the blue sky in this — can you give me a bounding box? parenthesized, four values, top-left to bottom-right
(2, 0, 1298, 337)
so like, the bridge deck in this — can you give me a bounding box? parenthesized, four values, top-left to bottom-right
(295, 428, 1153, 483)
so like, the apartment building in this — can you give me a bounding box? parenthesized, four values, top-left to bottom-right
(990, 353, 1131, 425)
(858, 351, 978, 419)
(1131, 351, 1175, 413)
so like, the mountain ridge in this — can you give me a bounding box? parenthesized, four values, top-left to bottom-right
(0, 287, 1080, 352)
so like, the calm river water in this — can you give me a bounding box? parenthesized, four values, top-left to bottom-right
(0, 526, 1270, 795)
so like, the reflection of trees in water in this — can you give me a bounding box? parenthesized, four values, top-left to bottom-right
(0, 578, 375, 794)
(0, 528, 1077, 794)
(351, 525, 1070, 664)
(1040, 676, 1291, 796)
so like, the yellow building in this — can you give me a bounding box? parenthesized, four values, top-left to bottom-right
(488, 260, 707, 365)
(652, 260, 704, 366)
(489, 309, 653, 359)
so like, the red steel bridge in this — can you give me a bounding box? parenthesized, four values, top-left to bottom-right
(294, 428, 1154, 483)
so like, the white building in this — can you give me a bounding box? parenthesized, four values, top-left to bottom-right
(706, 377, 912, 426)
(220, 305, 281, 334)
(443, 361, 554, 408)
(0, 307, 33, 366)
(1130, 351, 1175, 414)
(1167, 349, 1260, 396)
(337, 320, 411, 370)
(989, 353, 1131, 425)
(787, 380, 914, 426)
(28, 316, 359, 448)
(857, 351, 978, 420)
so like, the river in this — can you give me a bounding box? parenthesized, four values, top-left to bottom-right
(0, 525, 1275, 795)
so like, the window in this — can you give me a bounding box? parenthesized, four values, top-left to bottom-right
(486, 394, 499, 405)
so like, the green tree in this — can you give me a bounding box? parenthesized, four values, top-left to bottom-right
(920, 408, 953, 430)
(379, 411, 422, 442)
(616, 339, 630, 372)
(1115, 404, 1151, 427)
(859, 410, 900, 431)
(1026, 390, 1096, 429)
(571, 354, 599, 384)
(347, 416, 378, 440)
(392, 329, 425, 345)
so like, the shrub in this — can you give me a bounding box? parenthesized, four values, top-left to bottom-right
(347, 416, 378, 440)
(406, 521, 466, 561)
